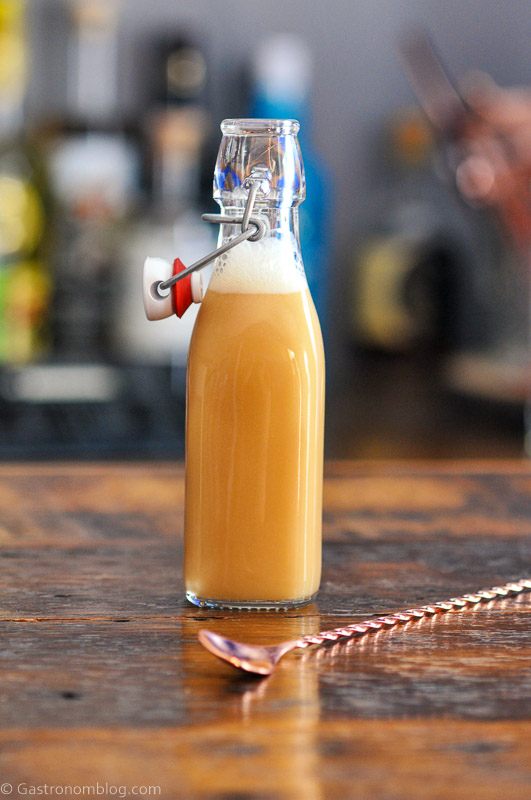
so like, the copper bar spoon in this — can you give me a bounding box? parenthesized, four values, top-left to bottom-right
(198, 578, 530, 676)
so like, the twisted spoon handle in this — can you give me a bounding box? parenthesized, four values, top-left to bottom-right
(294, 578, 531, 649)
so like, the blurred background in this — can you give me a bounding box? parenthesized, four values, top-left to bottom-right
(0, 0, 530, 460)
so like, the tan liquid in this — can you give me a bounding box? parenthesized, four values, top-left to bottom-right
(184, 287, 325, 605)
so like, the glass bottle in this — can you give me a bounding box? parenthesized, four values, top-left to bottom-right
(46, 0, 138, 361)
(0, 0, 50, 364)
(184, 119, 325, 609)
(114, 33, 213, 367)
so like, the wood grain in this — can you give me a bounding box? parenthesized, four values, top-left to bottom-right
(0, 462, 530, 799)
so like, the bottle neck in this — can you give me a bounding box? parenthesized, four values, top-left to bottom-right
(218, 205, 302, 252)
(209, 204, 307, 295)
(67, 1, 120, 124)
(211, 122, 307, 294)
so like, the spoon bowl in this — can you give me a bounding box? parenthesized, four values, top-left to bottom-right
(198, 629, 297, 675)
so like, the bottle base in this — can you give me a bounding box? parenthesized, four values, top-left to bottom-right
(185, 590, 317, 611)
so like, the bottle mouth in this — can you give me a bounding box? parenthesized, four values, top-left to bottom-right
(221, 118, 300, 136)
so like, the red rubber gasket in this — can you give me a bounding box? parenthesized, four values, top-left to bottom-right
(171, 258, 193, 318)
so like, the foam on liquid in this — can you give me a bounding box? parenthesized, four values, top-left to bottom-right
(209, 236, 306, 294)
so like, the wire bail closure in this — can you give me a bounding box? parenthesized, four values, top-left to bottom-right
(151, 177, 268, 300)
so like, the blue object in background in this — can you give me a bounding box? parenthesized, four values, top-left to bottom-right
(250, 34, 331, 333)
(298, 146, 330, 330)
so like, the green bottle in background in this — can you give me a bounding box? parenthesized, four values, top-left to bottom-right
(0, 0, 50, 364)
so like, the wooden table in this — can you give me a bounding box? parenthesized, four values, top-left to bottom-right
(1, 462, 530, 799)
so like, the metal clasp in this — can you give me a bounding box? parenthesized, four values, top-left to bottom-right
(152, 176, 268, 299)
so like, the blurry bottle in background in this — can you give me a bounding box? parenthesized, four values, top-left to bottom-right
(249, 34, 330, 331)
(113, 33, 214, 367)
(148, 35, 209, 211)
(351, 109, 480, 354)
(0, 0, 50, 364)
(44, 0, 139, 363)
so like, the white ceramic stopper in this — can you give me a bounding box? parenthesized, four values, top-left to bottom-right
(143, 257, 174, 320)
